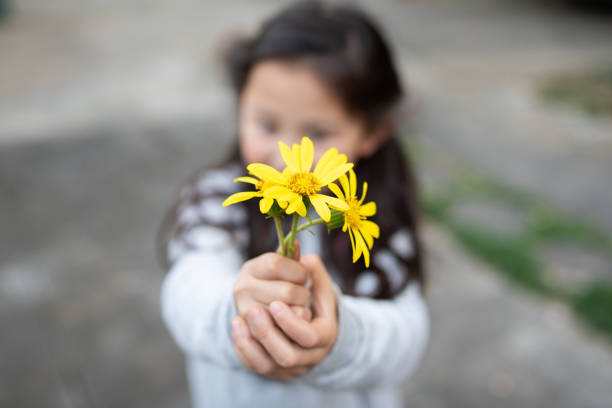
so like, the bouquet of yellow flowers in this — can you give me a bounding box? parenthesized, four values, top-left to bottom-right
(223, 137, 379, 267)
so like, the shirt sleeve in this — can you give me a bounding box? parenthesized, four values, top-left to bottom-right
(299, 279, 430, 390)
(160, 224, 244, 368)
(160, 166, 251, 367)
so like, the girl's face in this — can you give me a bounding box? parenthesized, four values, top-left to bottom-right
(238, 60, 382, 170)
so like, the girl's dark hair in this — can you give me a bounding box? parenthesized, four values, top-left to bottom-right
(158, 1, 425, 299)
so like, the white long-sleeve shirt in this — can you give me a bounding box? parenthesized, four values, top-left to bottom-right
(160, 165, 430, 408)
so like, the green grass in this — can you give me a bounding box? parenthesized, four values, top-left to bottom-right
(540, 65, 612, 116)
(449, 222, 548, 293)
(529, 206, 612, 251)
(414, 145, 612, 342)
(572, 285, 612, 341)
(0, 0, 9, 22)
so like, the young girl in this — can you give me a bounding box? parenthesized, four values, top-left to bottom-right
(158, 2, 429, 407)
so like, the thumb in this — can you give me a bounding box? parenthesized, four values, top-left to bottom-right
(299, 254, 336, 319)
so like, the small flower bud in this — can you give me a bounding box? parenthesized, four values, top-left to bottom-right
(266, 201, 285, 217)
(327, 209, 345, 231)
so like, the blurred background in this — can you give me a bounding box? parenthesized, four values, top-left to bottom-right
(1, 0, 611, 407)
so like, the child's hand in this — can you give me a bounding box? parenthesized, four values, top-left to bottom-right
(233, 248, 312, 322)
(231, 254, 338, 381)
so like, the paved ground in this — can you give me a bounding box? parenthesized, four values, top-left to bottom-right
(1, 0, 611, 407)
(0, 123, 225, 407)
(396, 1, 612, 231)
(408, 225, 612, 408)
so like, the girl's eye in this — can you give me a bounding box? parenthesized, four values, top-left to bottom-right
(259, 119, 278, 134)
(307, 128, 329, 140)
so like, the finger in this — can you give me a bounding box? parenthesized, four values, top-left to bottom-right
(246, 306, 316, 368)
(232, 316, 311, 381)
(250, 253, 309, 285)
(290, 305, 312, 321)
(300, 255, 336, 320)
(271, 301, 322, 348)
(250, 279, 311, 306)
(231, 316, 277, 375)
(237, 300, 312, 321)
(231, 318, 256, 370)
(298, 255, 338, 347)
(235, 298, 262, 318)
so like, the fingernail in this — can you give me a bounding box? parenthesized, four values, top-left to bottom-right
(249, 308, 262, 322)
(270, 301, 284, 316)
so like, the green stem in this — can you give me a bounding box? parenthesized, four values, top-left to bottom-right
(286, 214, 300, 257)
(273, 215, 286, 256)
(296, 218, 326, 234)
(283, 217, 326, 246)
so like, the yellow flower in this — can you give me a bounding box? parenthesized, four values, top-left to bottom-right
(222, 175, 287, 214)
(248, 137, 351, 222)
(328, 168, 379, 268)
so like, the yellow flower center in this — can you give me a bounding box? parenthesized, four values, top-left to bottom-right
(344, 196, 363, 228)
(288, 173, 321, 196)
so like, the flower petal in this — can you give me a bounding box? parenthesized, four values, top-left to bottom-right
(361, 220, 380, 239)
(279, 141, 300, 174)
(319, 162, 354, 187)
(339, 174, 350, 198)
(222, 191, 258, 206)
(351, 227, 363, 264)
(264, 186, 297, 202)
(286, 197, 307, 217)
(361, 228, 374, 249)
(234, 176, 260, 185)
(292, 144, 301, 170)
(354, 229, 370, 267)
(359, 201, 376, 217)
(285, 198, 300, 214)
(349, 168, 357, 198)
(313, 148, 338, 179)
(247, 163, 285, 184)
(318, 153, 346, 181)
(328, 183, 344, 200)
(295, 199, 307, 216)
(300, 136, 314, 173)
(309, 194, 331, 222)
(359, 182, 368, 204)
(259, 197, 274, 214)
(348, 227, 356, 253)
(317, 194, 349, 211)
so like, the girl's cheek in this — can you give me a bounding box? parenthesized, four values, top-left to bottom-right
(317, 137, 359, 164)
(240, 139, 264, 165)
(240, 128, 274, 166)
(239, 122, 260, 163)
